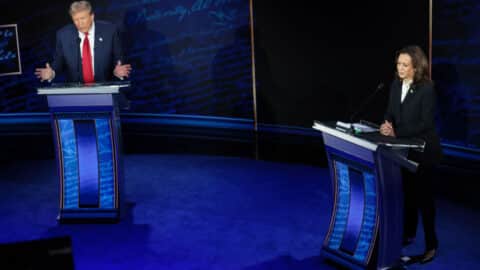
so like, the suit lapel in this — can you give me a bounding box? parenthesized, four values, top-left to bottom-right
(94, 23, 103, 80)
(402, 84, 417, 105)
(393, 80, 402, 110)
(390, 80, 403, 123)
(70, 27, 82, 82)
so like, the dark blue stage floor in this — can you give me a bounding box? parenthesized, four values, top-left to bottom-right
(0, 154, 479, 269)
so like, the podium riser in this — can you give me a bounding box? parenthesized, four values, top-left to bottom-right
(52, 111, 121, 222)
(319, 127, 404, 270)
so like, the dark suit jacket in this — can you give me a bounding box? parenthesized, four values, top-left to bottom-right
(385, 79, 443, 166)
(51, 20, 124, 83)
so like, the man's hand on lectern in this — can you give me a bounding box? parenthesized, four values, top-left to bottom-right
(113, 60, 132, 79)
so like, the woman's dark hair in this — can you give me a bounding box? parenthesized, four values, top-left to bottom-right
(396, 45, 430, 83)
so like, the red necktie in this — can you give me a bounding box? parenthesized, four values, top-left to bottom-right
(82, 32, 94, 83)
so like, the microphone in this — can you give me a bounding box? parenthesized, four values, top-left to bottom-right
(349, 82, 385, 123)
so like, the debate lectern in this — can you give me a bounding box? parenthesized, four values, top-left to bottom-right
(38, 82, 130, 222)
(313, 121, 423, 270)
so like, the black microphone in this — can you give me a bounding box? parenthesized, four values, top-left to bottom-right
(349, 83, 385, 123)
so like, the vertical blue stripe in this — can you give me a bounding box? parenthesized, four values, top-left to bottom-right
(353, 171, 377, 262)
(96, 118, 115, 209)
(58, 119, 79, 209)
(340, 168, 365, 254)
(75, 120, 99, 207)
(328, 161, 350, 250)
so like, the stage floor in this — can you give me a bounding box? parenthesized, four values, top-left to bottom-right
(0, 154, 479, 269)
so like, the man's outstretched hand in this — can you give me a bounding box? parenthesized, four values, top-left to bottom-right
(34, 62, 54, 82)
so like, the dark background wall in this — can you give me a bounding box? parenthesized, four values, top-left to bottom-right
(253, 1, 429, 127)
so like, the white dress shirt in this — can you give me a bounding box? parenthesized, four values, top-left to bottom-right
(401, 79, 412, 103)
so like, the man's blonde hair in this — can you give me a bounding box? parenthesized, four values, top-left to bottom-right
(69, 1, 92, 16)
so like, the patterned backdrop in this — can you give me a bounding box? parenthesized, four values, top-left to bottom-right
(433, 0, 480, 149)
(0, 0, 254, 119)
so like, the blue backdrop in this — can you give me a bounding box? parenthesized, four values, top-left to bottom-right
(433, 0, 480, 149)
(0, 0, 254, 119)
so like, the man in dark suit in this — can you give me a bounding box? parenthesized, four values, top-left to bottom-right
(35, 1, 131, 83)
(380, 45, 442, 264)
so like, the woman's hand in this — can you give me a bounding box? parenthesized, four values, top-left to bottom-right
(380, 120, 396, 137)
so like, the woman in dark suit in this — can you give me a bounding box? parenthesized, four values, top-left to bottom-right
(380, 45, 442, 264)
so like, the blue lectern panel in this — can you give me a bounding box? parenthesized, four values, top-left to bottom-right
(328, 161, 350, 250)
(325, 147, 377, 265)
(96, 119, 115, 209)
(353, 171, 376, 262)
(75, 120, 100, 208)
(56, 114, 116, 213)
(340, 167, 365, 254)
(58, 120, 79, 209)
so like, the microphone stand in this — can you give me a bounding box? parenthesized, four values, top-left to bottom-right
(349, 83, 385, 123)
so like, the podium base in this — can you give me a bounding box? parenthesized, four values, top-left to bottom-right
(57, 209, 119, 224)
